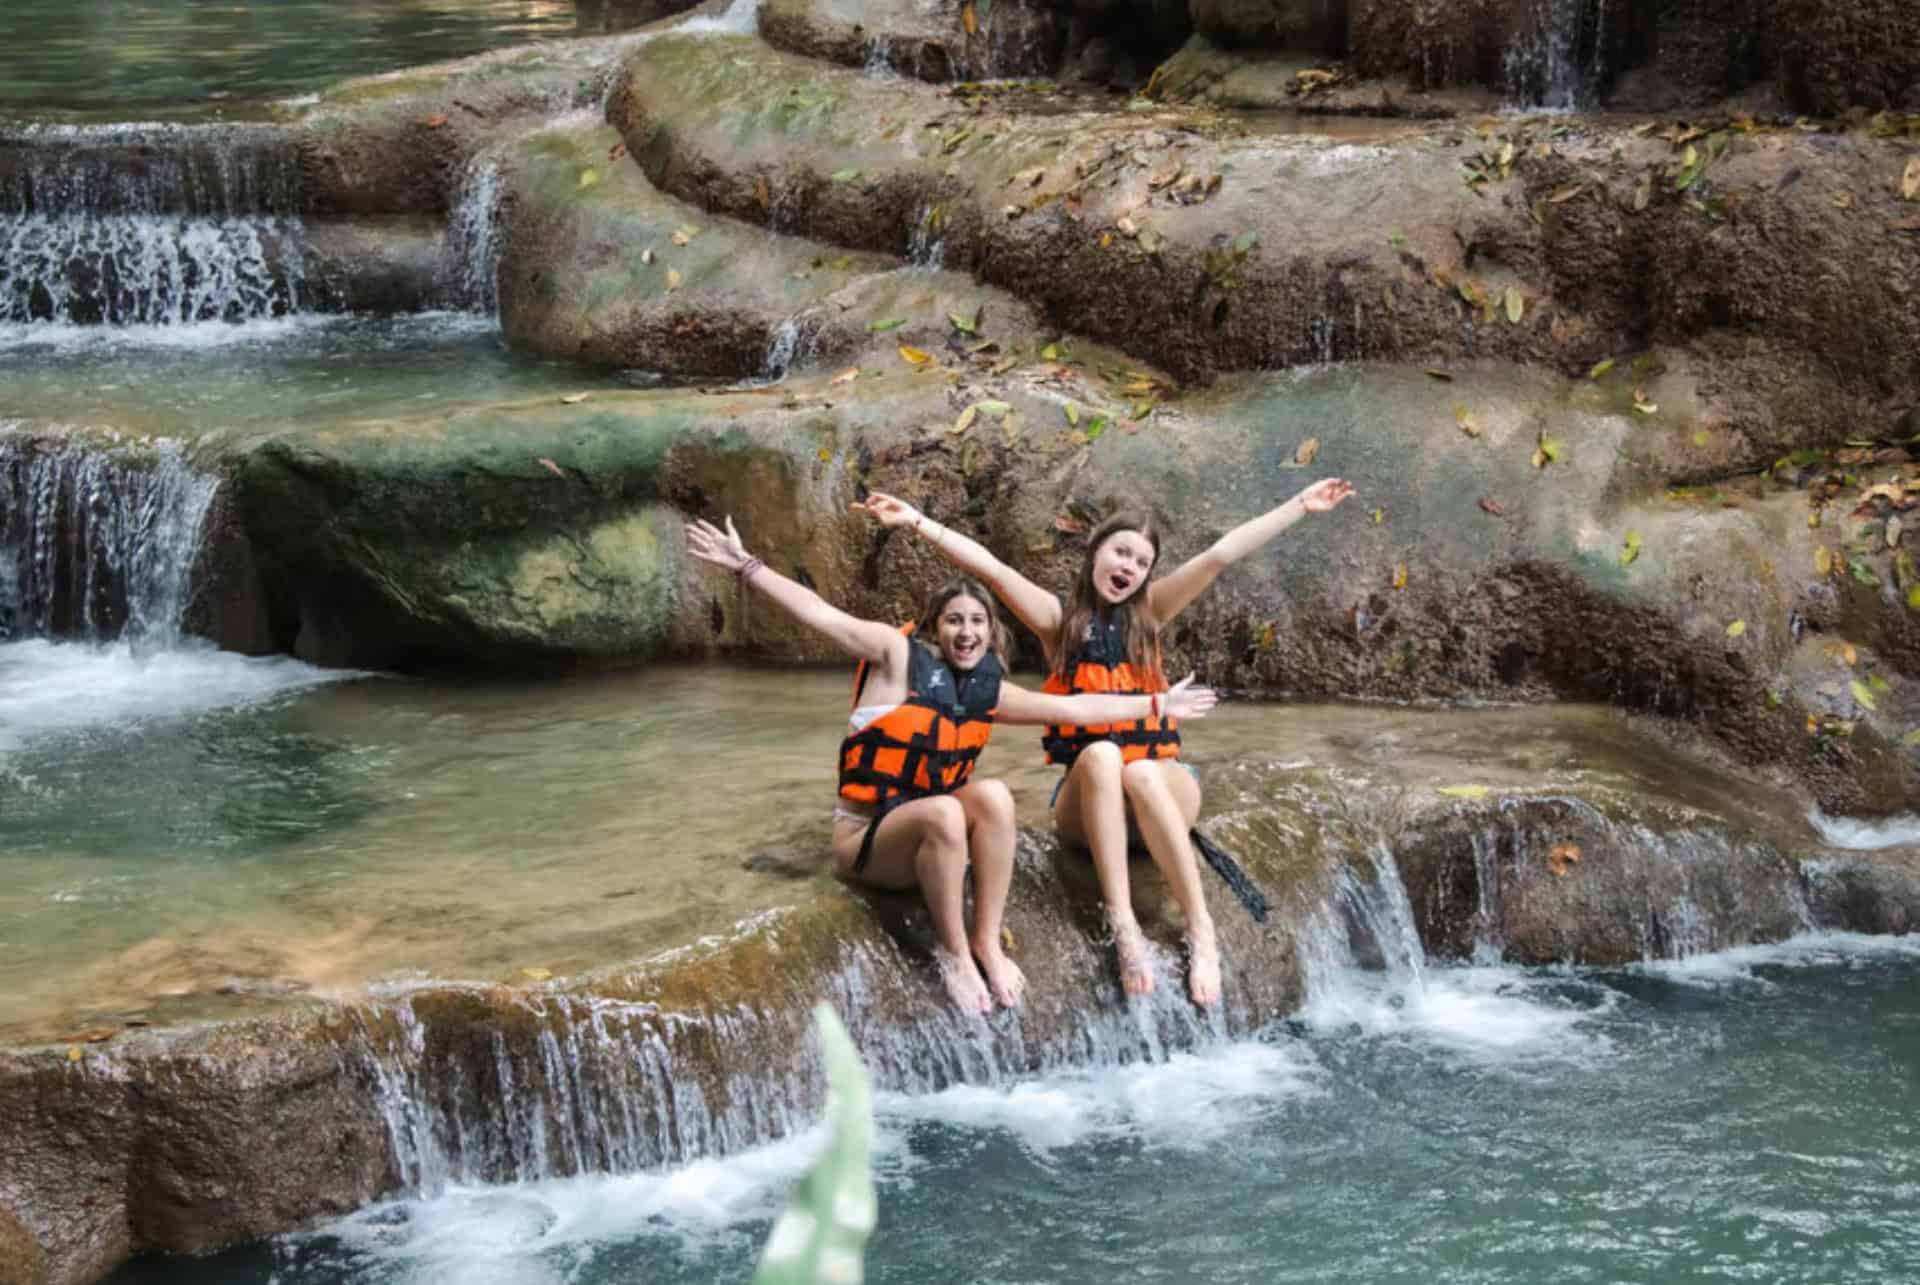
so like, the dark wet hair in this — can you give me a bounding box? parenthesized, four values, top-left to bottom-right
(915, 575, 1011, 669)
(1052, 506, 1167, 684)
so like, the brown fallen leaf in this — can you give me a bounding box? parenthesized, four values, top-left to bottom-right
(898, 345, 932, 366)
(536, 457, 564, 477)
(58, 1027, 117, 1045)
(559, 392, 591, 405)
(1294, 436, 1321, 466)
(1425, 368, 1455, 382)
(1546, 841, 1582, 876)
(754, 176, 771, 209)
(830, 366, 859, 385)
(1053, 513, 1088, 535)
(1903, 157, 1920, 202)
(421, 113, 449, 130)
(608, 141, 627, 162)
(961, 0, 978, 35)
(1479, 496, 1505, 517)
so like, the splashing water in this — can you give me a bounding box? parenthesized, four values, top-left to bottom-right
(443, 154, 504, 314)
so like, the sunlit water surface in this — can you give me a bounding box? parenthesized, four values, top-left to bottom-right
(105, 938, 1920, 1285)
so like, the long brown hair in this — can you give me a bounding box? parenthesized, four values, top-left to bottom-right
(915, 575, 1012, 670)
(1051, 506, 1167, 685)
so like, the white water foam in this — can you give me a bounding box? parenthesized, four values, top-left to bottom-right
(0, 312, 330, 352)
(1808, 809, 1920, 851)
(1628, 929, 1920, 990)
(673, 0, 762, 38)
(0, 637, 353, 756)
(876, 1038, 1323, 1153)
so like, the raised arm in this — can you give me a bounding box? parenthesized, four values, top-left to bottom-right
(995, 674, 1219, 727)
(854, 492, 1064, 644)
(1147, 478, 1354, 625)
(685, 516, 903, 665)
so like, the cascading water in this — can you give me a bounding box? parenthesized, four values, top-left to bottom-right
(0, 430, 217, 643)
(1504, 0, 1609, 110)
(906, 203, 946, 270)
(0, 124, 312, 328)
(442, 152, 505, 314)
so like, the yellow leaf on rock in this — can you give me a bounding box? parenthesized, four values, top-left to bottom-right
(899, 345, 932, 366)
(522, 967, 552, 980)
(1455, 405, 1482, 437)
(559, 392, 591, 405)
(577, 167, 600, 190)
(1438, 786, 1490, 799)
(1726, 619, 1747, 638)
(67, 1046, 83, 1063)
(1903, 157, 1920, 201)
(1816, 546, 1834, 576)
(961, 0, 978, 35)
(1504, 287, 1524, 324)
(951, 405, 978, 435)
(1851, 679, 1878, 711)
(1392, 563, 1409, 590)
(1295, 436, 1321, 466)
(665, 269, 681, 291)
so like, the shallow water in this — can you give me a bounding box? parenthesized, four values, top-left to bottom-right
(0, 636, 1816, 1044)
(0, 0, 649, 117)
(0, 312, 641, 438)
(105, 937, 1920, 1285)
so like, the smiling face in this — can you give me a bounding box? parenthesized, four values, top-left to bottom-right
(1091, 527, 1157, 605)
(934, 592, 993, 671)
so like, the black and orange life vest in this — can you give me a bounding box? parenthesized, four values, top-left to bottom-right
(838, 624, 1003, 811)
(1040, 611, 1181, 767)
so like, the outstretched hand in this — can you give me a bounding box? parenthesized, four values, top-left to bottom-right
(1165, 673, 1220, 720)
(1297, 478, 1355, 514)
(685, 515, 752, 573)
(850, 491, 922, 530)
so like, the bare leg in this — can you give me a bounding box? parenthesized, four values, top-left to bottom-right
(1120, 760, 1216, 1006)
(832, 796, 989, 1014)
(1054, 742, 1154, 996)
(953, 778, 1026, 1008)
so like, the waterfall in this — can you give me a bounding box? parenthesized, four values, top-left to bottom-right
(443, 153, 504, 314)
(0, 431, 218, 643)
(906, 203, 946, 271)
(1504, 0, 1608, 110)
(0, 123, 309, 327)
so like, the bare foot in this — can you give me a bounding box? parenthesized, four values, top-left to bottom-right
(1186, 927, 1222, 1008)
(935, 947, 992, 1015)
(971, 940, 1028, 1009)
(1110, 911, 1155, 997)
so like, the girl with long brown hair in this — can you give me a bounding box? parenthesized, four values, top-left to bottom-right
(684, 515, 1220, 1015)
(856, 480, 1353, 1006)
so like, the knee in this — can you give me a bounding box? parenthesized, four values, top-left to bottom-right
(1077, 740, 1125, 779)
(1120, 757, 1166, 799)
(926, 796, 968, 850)
(971, 778, 1015, 826)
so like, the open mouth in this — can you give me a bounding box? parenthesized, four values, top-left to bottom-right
(1107, 573, 1132, 596)
(949, 639, 979, 661)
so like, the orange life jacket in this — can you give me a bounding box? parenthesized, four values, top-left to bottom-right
(1041, 611, 1181, 767)
(838, 624, 1002, 810)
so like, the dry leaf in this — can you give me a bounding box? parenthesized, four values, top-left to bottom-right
(421, 113, 449, 129)
(1726, 619, 1747, 638)
(559, 392, 591, 405)
(1852, 679, 1878, 711)
(536, 457, 564, 477)
(670, 230, 691, 246)
(1903, 157, 1920, 202)
(1053, 513, 1087, 535)
(1815, 546, 1834, 576)
(1424, 368, 1454, 382)
(961, 0, 978, 35)
(1437, 785, 1490, 799)
(67, 1046, 83, 1063)
(521, 967, 552, 981)
(1392, 563, 1409, 590)
(1455, 405, 1482, 437)
(1546, 841, 1582, 876)
(665, 268, 681, 291)
(1479, 497, 1505, 517)
(1632, 387, 1659, 415)
(898, 345, 932, 366)
(1504, 286, 1524, 324)
(830, 367, 859, 385)
(950, 405, 978, 436)
(1294, 436, 1321, 466)
(1841, 643, 1859, 666)
(609, 141, 627, 163)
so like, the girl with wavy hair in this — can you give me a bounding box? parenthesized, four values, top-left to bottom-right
(685, 515, 1219, 1015)
(856, 480, 1352, 1005)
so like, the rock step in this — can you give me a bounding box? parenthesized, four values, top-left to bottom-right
(5, 761, 1916, 1285)
(604, 31, 1919, 461)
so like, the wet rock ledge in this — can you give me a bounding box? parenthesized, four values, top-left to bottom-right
(5, 710, 1920, 1285)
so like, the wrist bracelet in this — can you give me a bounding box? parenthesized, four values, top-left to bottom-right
(736, 556, 764, 581)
